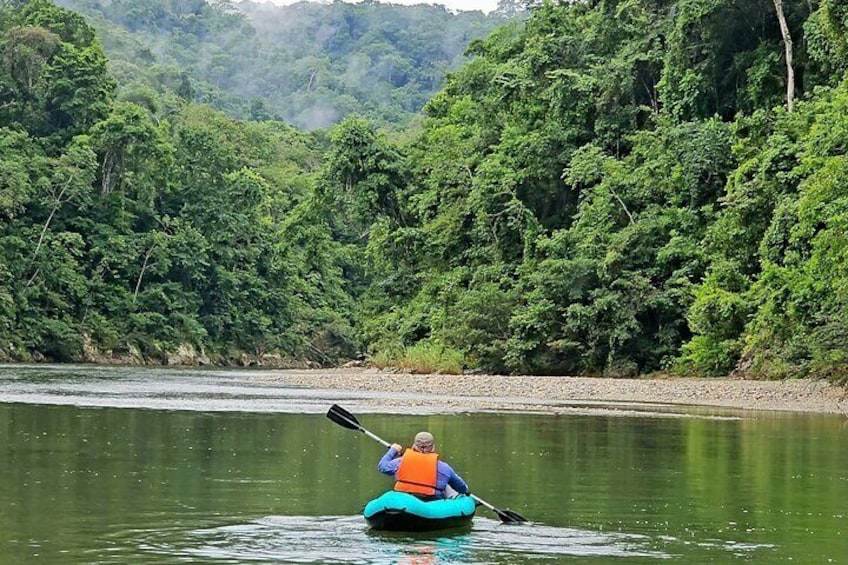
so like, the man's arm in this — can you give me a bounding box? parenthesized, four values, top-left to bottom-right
(445, 463, 469, 494)
(377, 445, 402, 476)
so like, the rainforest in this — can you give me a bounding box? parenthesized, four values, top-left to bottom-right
(1, 0, 847, 381)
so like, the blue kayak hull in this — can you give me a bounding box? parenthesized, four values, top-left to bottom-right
(363, 491, 476, 532)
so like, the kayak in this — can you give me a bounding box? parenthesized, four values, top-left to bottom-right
(363, 491, 476, 532)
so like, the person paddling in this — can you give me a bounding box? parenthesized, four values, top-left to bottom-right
(378, 431, 470, 501)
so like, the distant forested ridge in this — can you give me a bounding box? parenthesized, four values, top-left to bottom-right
(2, 0, 848, 381)
(52, 0, 511, 129)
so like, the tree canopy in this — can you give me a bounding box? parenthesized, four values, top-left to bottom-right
(2, 0, 848, 381)
(319, 0, 848, 381)
(53, 0, 511, 129)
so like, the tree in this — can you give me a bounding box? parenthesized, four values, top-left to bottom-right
(89, 101, 157, 195)
(24, 136, 96, 286)
(1, 26, 60, 93)
(1, 1, 115, 142)
(773, 0, 795, 111)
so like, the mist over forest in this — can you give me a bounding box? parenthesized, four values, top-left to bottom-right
(54, 0, 514, 129)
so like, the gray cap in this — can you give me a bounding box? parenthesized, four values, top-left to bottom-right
(413, 431, 435, 452)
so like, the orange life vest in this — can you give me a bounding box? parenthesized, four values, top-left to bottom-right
(394, 450, 439, 496)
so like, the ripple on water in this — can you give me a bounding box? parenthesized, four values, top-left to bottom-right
(136, 515, 677, 564)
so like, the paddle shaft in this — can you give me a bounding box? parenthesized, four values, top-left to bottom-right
(469, 494, 496, 512)
(361, 427, 391, 448)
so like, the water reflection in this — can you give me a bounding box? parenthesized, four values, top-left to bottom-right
(1, 366, 845, 563)
(141, 515, 675, 563)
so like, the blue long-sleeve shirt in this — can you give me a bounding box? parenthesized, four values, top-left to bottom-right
(378, 447, 469, 498)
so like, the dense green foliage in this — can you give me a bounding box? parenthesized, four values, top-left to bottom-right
(2, 0, 848, 380)
(53, 0, 509, 129)
(321, 0, 848, 380)
(1, 0, 355, 364)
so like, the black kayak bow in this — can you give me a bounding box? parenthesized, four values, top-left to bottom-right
(326, 403, 528, 524)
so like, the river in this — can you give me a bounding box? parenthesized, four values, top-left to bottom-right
(1, 365, 845, 563)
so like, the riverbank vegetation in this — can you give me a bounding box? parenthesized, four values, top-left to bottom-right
(2, 0, 847, 382)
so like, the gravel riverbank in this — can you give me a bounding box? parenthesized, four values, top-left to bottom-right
(261, 369, 848, 415)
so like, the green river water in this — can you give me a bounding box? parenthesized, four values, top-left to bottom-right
(0, 365, 845, 563)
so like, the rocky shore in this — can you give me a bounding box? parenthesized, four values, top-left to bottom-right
(262, 369, 848, 415)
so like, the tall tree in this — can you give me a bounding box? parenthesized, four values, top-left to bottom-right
(773, 0, 795, 111)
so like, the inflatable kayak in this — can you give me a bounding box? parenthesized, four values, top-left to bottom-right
(363, 491, 476, 531)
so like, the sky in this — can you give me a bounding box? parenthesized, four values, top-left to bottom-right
(250, 0, 501, 14)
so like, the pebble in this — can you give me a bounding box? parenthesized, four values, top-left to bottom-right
(258, 369, 848, 415)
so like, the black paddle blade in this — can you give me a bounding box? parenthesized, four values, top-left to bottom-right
(494, 508, 528, 523)
(326, 404, 362, 431)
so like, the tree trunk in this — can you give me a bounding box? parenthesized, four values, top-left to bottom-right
(773, 0, 795, 112)
(133, 244, 157, 302)
(25, 177, 74, 286)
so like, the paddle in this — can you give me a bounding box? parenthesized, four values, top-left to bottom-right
(326, 403, 528, 524)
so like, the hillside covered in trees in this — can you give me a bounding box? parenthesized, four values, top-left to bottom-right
(2, 0, 848, 382)
(53, 0, 511, 129)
